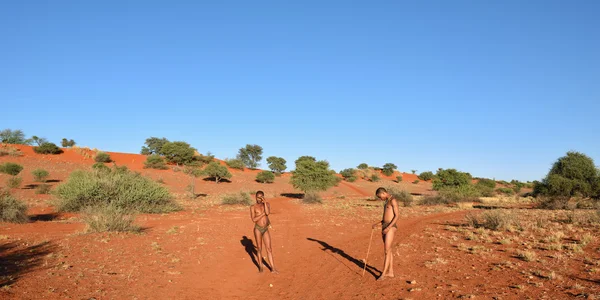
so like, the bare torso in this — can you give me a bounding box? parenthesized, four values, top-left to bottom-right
(382, 197, 396, 226)
(252, 202, 270, 227)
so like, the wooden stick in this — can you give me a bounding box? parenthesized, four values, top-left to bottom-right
(362, 228, 375, 277)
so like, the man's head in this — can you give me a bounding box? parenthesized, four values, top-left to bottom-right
(375, 187, 389, 200)
(256, 191, 265, 203)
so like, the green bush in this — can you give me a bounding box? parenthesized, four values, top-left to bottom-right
(511, 180, 525, 194)
(302, 192, 322, 204)
(0, 129, 31, 145)
(203, 162, 232, 183)
(196, 152, 215, 165)
(256, 171, 275, 183)
(237, 144, 263, 169)
(94, 151, 111, 163)
(92, 162, 111, 172)
(534, 151, 599, 199)
(144, 154, 169, 170)
(421, 185, 482, 206)
(476, 178, 496, 189)
(396, 175, 403, 182)
(0, 190, 28, 223)
(61, 138, 76, 148)
(140, 137, 169, 155)
(475, 185, 495, 197)
(221, 192, 252, 205)
(32, 169, 50, 182)
(83, 206, 141, 233)
(0, 145, 23, 157)
(387, 187, 414, 207)
(357, 163, 369, 170)
(419, 171, 435, 181)
(432, 168, 472, 190)
(266, 156, 287, 174)
(411, 170, 417, 174)
(31, 136, 48, 146)
(160, 141, 196, 165)
(382, 163, 397, 176)
(225, 158, 245, 170)
(496, 187, 515, 195)
(6, 177, 22, 188)
(340, 168, 357, 182)
(370, 174, 380, 182)
(54, 168, 179, 213)
(35, 184, 51, 195)
(33, 142, 63, 154)
(0, 162, 23, 176)
(290, 157, 338, 193)
(413, 180, 420, 184)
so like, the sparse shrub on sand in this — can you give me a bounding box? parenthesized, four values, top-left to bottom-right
(340, 168, 357, 182)
(83, 205, 141, 233)
(0, 144, 23, 157)
(6, 176, 23, 188)
(0, 162, 23, 176)
(382, 163, 397, 176)
(32, 169, 50, 182)
(61, 138, 76, 148)
(0, 129, 31, 145)
(266, 156, 287, 175)
(94, 151, 111, 163)
(371, 174, 381, 182)
(33, 142, 63, 155)
(411, 170, 417, 174)
(221, 192, 253, 205)
(412, 179, 420, 184)
(237, 144, 263, 169)
(357, 163, 369, 170)
(140, 137, 169, 155)
(421, 185, 481, 205)
(35, 184, 51, 195)
(476, 178, 496, 189)
(480, 210, 516, 231)
(0, 190, 28, 223)
(496, 187, 515, 195)
(144, 154, 169, 170)
(387, 187, 414, 207)
(225, 158, 245, 170)
(54, 168, 179, 213)
(196, 152, 215, 165)
(419, 171, 435, 181)
(396, 175, 403, 183)
(203, 162, 232, 183)
(302, 192, 323, 204)
(516, 250, 537, 262)
(31, 136, 48, 146)
(92, 162, 111, 172)
(256, 171, 275, 183)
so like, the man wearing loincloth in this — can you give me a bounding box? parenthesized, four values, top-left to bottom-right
(250, 191, 279, 274)
(372, 187, 399, 281)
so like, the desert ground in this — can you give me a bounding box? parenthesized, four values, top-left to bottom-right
(1, 145, 599, 299)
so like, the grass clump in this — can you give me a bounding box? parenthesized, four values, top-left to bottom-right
(32, 169, 50, 182)
(419, 171, 435, 181)
(225, 158, 245, 170)
(0, 162, 23, 176)
(0, 145, 23, 157)
(83, 206, 141, 233)
(54, 168, 179, 213)
(464, 210, 516, 231)
(370, 174, 380, 182)
(221, 192, 253, 205)
(516, 250, 537, 262)
(256, 171, 275, 183)
(412, 180, 420, 184)
(387, 186, 414, 207)
(396, 175, 403, 183)
(0, 190, 28, 223)
(496, 187, 515, 195)
(302, 192, 323, 204)
(33, 142, 63, 154)
(144, 154, 169, 170)
(35, 184, 51, 194)
(340, 168, 357, 182)
(94, 151, 111, 163)
(6, 177, 23, 188)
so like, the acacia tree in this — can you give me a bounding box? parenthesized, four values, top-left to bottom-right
(290, 157, 338, 193)
(0, 129, 31, 145)
(31, 136, 48, 146)
(266, 156, 287, 174)
(382, 163, 397, 176)
(141, 137, 170, 155)
(61, 138, 76, 147)
(534, 151, 600, 198)
(160, 141, 196, 165)
(237, 144, 263, 169)
(203, 162, 232, 184)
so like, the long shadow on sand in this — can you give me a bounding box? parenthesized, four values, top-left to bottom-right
(0, 241, 57, 287)
(240, 236, 272, 272)
(307, 238, 380, 279)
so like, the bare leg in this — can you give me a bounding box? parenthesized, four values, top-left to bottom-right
(378, 233, 388, 281)
(263, 230, 279, 274)
(253, 228, 264, 273)
(386, 228, 396, 278)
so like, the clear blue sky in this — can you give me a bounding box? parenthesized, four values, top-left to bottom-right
(1, 1, 599, 181)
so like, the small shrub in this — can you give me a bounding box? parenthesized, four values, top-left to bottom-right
(420, 195, 449, 206)
(480, 210, 516, 231)
(0, 145, 23, 157)
(54, 168, 179, 213)
(92, 162, 111, 172)
(419, 171, 435, 181)
(61, 138, 76, 148)
(476, 178, 496, 189)
(32, 169, 50, 182)
(396, 175, 403, 183)
(340, 168, 357, 182)
(516, 250, 537, 262)
(538, 196, 569, 210)
(6, 176, 22, 188)
(357, 163, 369, 170)
(221, 192, 252, 205)
(33, 142, 63, 154)
(196, 152, 215, 165)
(94, 151, 111, 163)
(411, 170, 417, 174)
(83, 206, 141, 233)
(0, 129, 31, 145)
(382, 163, 397, 176)
(387, 187, 414, 207)
(371, 174, 380, 182)
(144, 155, 169, 170)
(496, 187, 515, 195)
(412, 180, 420, 184)
(204, 162, 232, 183)
(256, 171, 275, 183)
(225, 158, 245, 170)
(0, 190, 28, 223)
(302, 192, 322, 204)
(0, 162, 23, 176)
(35, 184, 51, 195)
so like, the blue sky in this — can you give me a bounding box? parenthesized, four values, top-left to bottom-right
(1, 1, 599, 181)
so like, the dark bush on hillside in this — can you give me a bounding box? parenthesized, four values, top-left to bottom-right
(256, 171, 275, 183)
(0, 162, 23, 176)
(0, 190, 28, 223)
(225, 158, 245, 170)
(237, 144, 263, 169)
(160, 141, 196, 165)
(475, 179, 496, 197)
(33, 142, 63, 155)
(144, 154, 169, 170)
(421, 185, 482, 206)
(61, 138, 76, 148)
(419, 171, 435, 181)
(32, 169, 50, 182)
(382, 163, 397, 176)
(6, 177, 22, 188)
(302, 192, 323, 204)
(537, 196, 570, 210)
(204, 162, 232, 183)
(94, 151, 111, 163)
(340, 168, 357, 182)
(496, 187, 515, 195)
(411, 170, 417, 174)
(140, 137, 169, 155)
(92, 162, 111, 172)
(413, 180, 420, 184)
(196, 152, 215, 165)
(535, 151, 599, 198)
(291, 158, 338, 193)
(0, 129, 31, 145)
(370, 174, 380, 182)
(476, 178, 496, 189)
(511, 180, 525, 194)
(396, 175, 403, 183)
(432, 168, 472, 190)
(31, 136, 48, 146)
(357, 163, 369, 170)
(221, 192, 252, 205)
(266, 156, 287, 174)
(54, 168, 179, 213)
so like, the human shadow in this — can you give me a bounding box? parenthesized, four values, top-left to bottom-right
(240, 236, 271, 272)
(202, 177, 232, 183)
(29, 213, 60, 222)
(280, 193, 304, 199)
(306, 238, 380, 278)
(0, 241, 56, 287)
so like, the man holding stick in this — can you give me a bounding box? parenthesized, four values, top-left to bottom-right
(372, 187, 399, 281)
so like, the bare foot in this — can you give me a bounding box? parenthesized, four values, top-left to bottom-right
(272, 269, 280, 275)
(387, 274, 395, 278)
(258, 267, 264, 273)
(377, 275, 386, 281)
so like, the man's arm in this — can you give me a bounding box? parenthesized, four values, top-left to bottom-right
(264, 202, 271, 216)
(250, 206, 265, 222)
(382, 199, 399, 234)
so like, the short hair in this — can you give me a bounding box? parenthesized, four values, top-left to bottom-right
(256, 191, 265, 197)
(375, 187, 387, 196)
